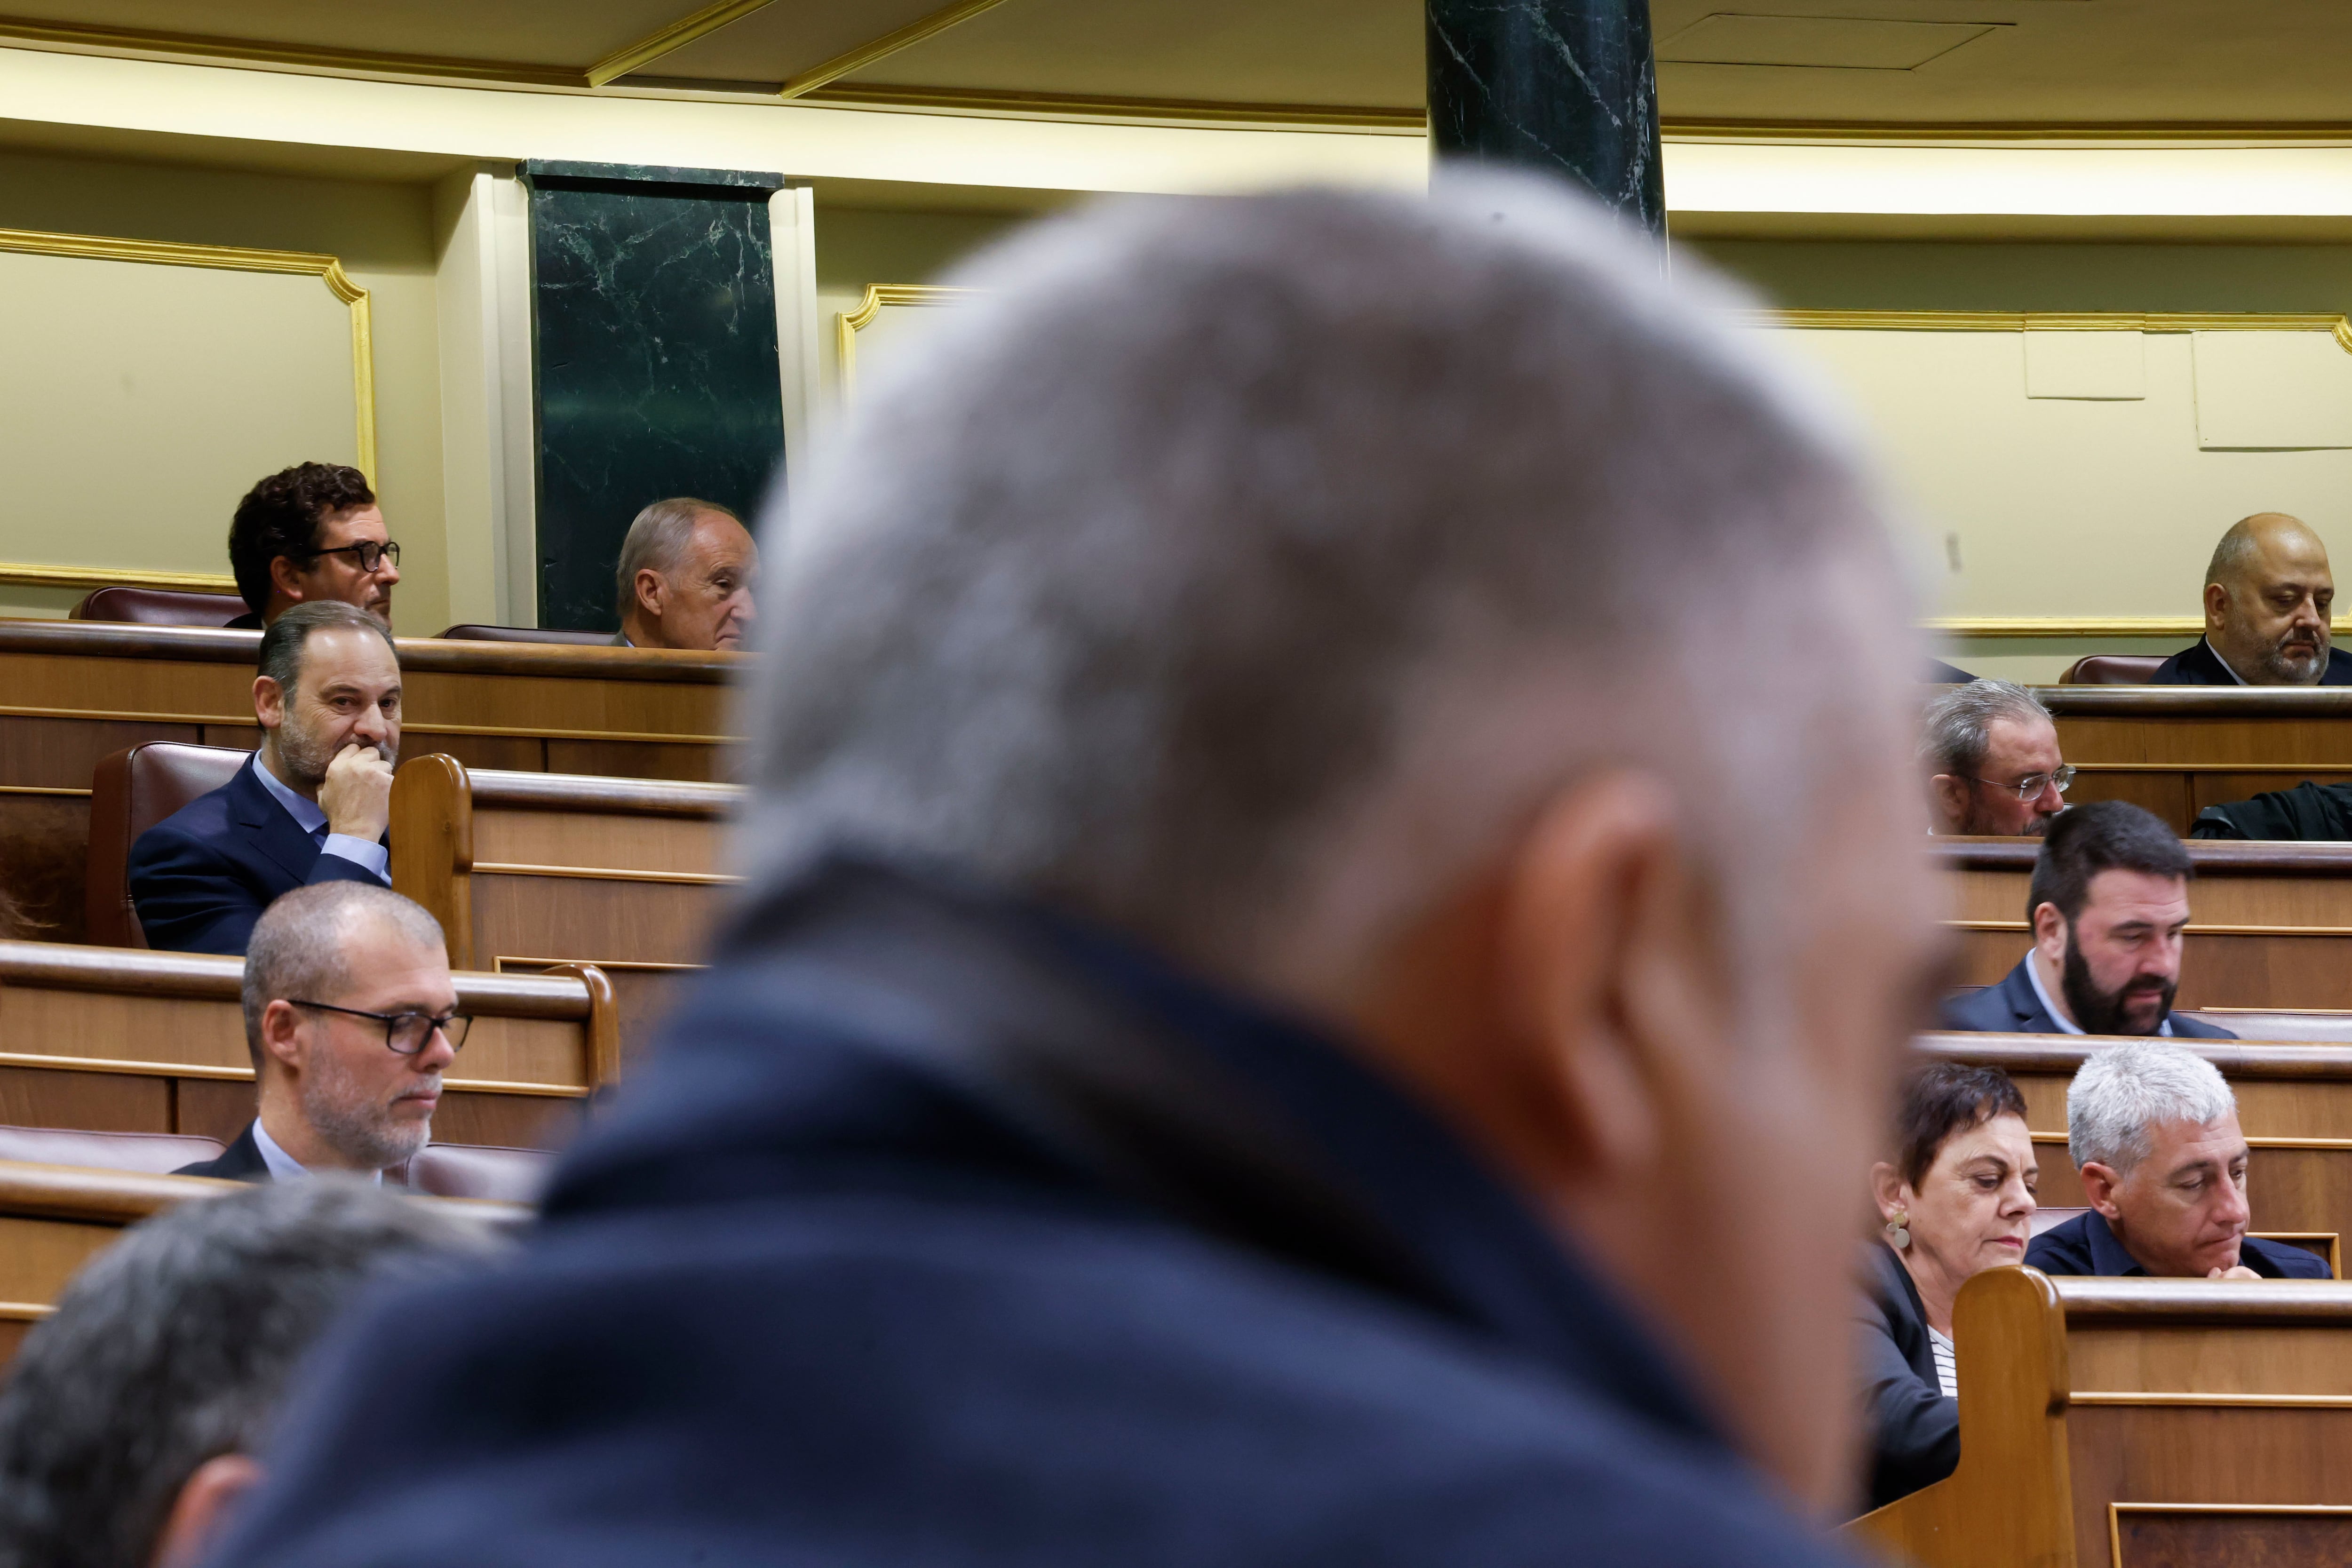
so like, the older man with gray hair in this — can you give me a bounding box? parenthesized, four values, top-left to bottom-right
(212, 174, 1943, 1563)
(1920, 678, 2070, 836)
(2027, 1041, 2326, 1280)
(612, 497, 758, 651)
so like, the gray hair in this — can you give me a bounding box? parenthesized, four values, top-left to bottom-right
(1919, 679, 2052, 776)
(243, 883, 446, 1066)
(0, 1179, 495, 1568)
(740, 173, 1904, 993)
(2067, 1041, 2237, 1173)
(255, 599, 394, 696)
(615, 498, 738, 621)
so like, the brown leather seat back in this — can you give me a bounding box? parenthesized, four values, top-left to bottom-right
(396, 1143, 551, 1203)
(437, 624, 614, 646)
(70, 587, 252, 627)
(87, 743, 250, 948)
(2060, 654, 2167, 685)
(0, 1124, 225, 1174)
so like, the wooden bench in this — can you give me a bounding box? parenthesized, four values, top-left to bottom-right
(1853, 1267, 2352, 1568)
(1938, 839, 2352, 1009)
(0, 940, 616, 1150)
(0, 1159, 525, 1369)
(390, 756, 739, 1062)
(1919, 1032, 2352, 1259)
(2047, 686, 2352, 835)
(0, 620, 740, 941)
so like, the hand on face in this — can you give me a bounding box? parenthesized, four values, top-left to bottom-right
(256, 624, 402, 811)
(2090, 1112, 2252, 1278)
(318, 743, 394, 841)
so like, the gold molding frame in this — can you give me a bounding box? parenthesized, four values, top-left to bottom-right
(835, 283, 980, 396)
(1747, 307, 2352, 353)
(0, 562, 238, 594)
(780, 0, 1014, 100)
(797, 83, 1427, 131)
(2108, 1502, 2352, 1568)
(0, 224, 376, 481)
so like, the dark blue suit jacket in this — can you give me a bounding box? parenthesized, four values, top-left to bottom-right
(1939, 956, 2236, 1039)
(2027, 1209, 2329, 1279)
(2150, 638, 2352, 686)
(208, 857, 1869, 1568)
(126, 757, 386, 955)
(1853, 1243, 1955, 1512)
(171, 1122, 270, 1183)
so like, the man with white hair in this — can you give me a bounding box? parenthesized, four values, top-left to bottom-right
(2027, 1041, 2326, 1279)
(611, 497, 758, 651)
(213, 175, 1942, 1563)
(1919, 679, 2070, 836)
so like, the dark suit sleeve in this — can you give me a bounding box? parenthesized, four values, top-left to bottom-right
(1855, 1287, 1957, 1510)
(2023, 1230, 2087, 1275)
(127, 824, 269, 955)
(2248, 1237, 2333, 1278)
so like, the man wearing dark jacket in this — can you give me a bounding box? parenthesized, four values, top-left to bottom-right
(1942, 801, 2234, 1039)
(127, 602, 397, 955)
(211, 176, 1945, 1565)
(2149, 512, 2352, 685)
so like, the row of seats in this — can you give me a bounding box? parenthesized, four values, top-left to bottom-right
(68, 585, 612, 644)
(0, 1126, 545, 1202)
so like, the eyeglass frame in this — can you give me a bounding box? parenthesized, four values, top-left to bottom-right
(294, 540, 401, 573)
(1960, 764, 2076, 802)
(286, 999, 470, 1055)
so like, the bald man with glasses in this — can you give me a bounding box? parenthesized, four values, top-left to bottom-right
(177, 882, 467, 1182)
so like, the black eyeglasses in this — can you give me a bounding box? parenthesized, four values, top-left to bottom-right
(289, 1000, 469, 1054)
(298, 540, 400, 573)
(1966, 764, 2077, 802)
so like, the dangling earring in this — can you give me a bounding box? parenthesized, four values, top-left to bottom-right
(1885, 1210, 1912, 1250)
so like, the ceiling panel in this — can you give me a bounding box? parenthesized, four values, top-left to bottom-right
(644, 0, 964, 88)
(0, 0, 687, 70)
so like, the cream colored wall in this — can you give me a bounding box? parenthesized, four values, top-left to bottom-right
(814, 205, 1029, 414)
(1692, 239, 2352, 680)
(0, 147, 450, 629)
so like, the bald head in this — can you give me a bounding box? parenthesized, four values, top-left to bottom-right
(2203, 513, 2335, 685)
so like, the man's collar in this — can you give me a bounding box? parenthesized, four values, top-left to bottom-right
(252, 1114, 383, 1184)
(2204, 637, 2253, 685)
(2024, 947, 2172, 1036)
(2081, 1210, 2148, 1276)
(252, 750, 327, 836)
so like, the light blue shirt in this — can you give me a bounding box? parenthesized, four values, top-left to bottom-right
(252, 1117, 383, 1184)
(2027, 948, 2172, 1037)
(252, 752, 390, 883)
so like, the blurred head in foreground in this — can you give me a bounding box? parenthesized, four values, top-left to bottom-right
(0, 1180, 493, 1568)
(746, 170, 1943, 1505)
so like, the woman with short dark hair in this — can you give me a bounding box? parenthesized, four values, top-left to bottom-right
(1855, 1062, 2037, 1512)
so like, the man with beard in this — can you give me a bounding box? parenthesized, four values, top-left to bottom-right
(2150, 512, 2352, 685)
(2026, 1041, 2324, 1280)
(129, 601, 399, 954)
(1921, 679, 2070, 836)
(174, 882, 460, 1182)
(1941, 801, 2234, 1038)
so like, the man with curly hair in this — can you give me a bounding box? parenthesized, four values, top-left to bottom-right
(225, 462, 400, 630)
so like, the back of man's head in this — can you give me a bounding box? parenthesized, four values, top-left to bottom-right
(2026, 799, 2191, 927)
(229, 464, 375, 618)
(741, 173, 1904, 993)
(243, 882, 446, 1068)
(0, 1180, 493, 1568)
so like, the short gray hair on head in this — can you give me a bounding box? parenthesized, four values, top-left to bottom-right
(2067, 1041, 2237, 1174)
(0, 1178, 495, 1568)
(243, 882, 445, 1066)
(256, 598, 394, 694)
(1919, 679, 2052, 776)
(615, 497, 739, 620)
(740, 171, 1908, 991)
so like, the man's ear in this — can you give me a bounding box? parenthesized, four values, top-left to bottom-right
(148, 1453, 263, 1568)
(634, 568, 667, 621)
(252, 675, 287, 732)
(2204, 580, 2230, 635)
(1496, 771, 1718, 1188)
(259, 998, 307, 1073)
(2031, 901, 2067, 962)
(268, 553, 310, 605)
(2080, 1160, 2124, 1218)
(1926, 774, 1970, 834)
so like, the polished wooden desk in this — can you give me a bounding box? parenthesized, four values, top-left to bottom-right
(0, 940, 616, 1150)
(1854, 1268, 2352, 1568)
(0, 1160, 522, 1369)
(1938, 839, 2352, 1009)
(390, 757, 739, 1062)
(2045, 686, 2352, 834)
(0, 620, 741, 941)
(1921, 1032, 2352, 1252)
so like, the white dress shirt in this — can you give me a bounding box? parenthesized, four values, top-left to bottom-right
(2026, 948, 2172, 1036)
(252, 1117, 383, 1184)
(253, 752, 390, 883)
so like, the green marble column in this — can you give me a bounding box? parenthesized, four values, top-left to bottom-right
(1427, 0, 1665, 237)
(520, 161, 787, 631)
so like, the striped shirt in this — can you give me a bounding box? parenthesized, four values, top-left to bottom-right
(1927, 1326, 1958, 1398)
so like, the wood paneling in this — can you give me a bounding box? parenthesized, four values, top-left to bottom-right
(2047, 688, 2352, 835)
(2113, 1505, 2352, 1568)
